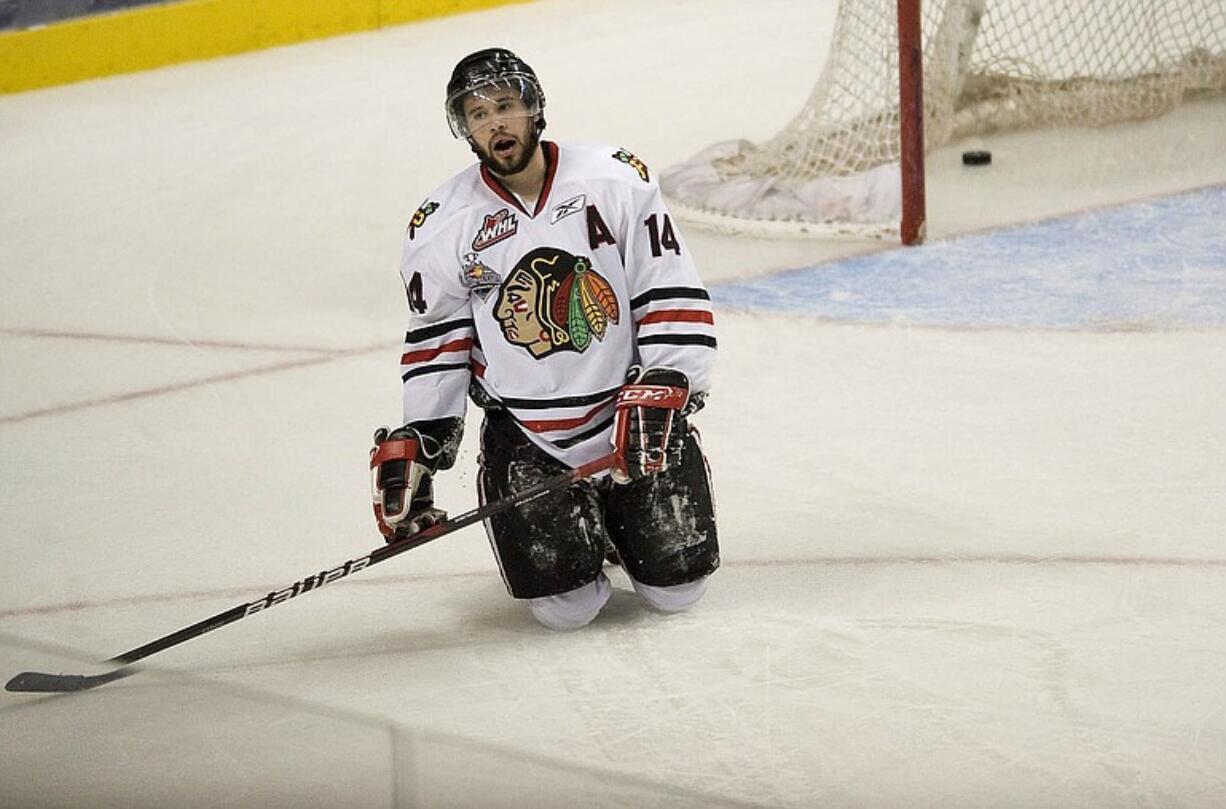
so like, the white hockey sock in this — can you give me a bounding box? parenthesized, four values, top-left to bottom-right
(630, 575, 709, 614)
(526, 572, 612, 631)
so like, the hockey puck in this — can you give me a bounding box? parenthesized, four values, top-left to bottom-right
(962, 150, 992, 166)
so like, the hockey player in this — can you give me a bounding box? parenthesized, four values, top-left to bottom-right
(369, 48, 719, 630)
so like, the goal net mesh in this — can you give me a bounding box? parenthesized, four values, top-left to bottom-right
(660, 0, 1226, 235)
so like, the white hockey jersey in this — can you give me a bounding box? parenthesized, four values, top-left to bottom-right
(397, 141, 717, 468)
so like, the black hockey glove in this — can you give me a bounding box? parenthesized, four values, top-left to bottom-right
(612, 367, 690, 484)
(369, 425, 448, 541)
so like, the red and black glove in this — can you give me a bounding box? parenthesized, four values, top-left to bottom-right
(612, 367, 690, 484)
(370, 425, 448, 541)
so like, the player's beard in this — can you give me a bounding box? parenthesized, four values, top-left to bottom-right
(474, 128, 540, 177)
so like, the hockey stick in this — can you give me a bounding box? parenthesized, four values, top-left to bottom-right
(6, 452, 616, 693)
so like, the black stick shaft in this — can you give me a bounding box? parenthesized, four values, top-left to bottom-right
(6, 453, 614, 692)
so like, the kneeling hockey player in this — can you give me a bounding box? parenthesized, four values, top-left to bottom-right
(370, 48, 719, 630)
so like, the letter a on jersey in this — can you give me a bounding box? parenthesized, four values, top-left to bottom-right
(586, 205, 616, 250)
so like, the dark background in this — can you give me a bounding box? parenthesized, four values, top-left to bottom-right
(1, 0, 172, 30)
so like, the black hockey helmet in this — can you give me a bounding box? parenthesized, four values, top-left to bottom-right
(445, 48, 546, 139)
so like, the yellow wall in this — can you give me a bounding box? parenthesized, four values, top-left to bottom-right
(0, 0, 530, 94)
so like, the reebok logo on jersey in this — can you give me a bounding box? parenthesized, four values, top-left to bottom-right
(550, 194, 586, 224)
(473, 208, 519, 251)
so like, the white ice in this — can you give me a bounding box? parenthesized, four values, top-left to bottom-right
(2, 1, 1225, 807)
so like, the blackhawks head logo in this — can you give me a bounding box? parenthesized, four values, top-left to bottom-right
(494, 247, 620, 359)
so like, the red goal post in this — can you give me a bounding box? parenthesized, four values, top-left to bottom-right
(660, 0, 1226, 245)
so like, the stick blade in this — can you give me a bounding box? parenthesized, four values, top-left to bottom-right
(6, 667, 135, 693)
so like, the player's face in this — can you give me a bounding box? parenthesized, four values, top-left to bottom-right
(462, 85, 537, 175)
(494, 268, 541, 346)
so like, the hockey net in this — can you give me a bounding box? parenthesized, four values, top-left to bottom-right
(660, 0, 1226, 241)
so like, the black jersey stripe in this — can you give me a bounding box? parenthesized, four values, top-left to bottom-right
(637, 334, 718, 348)
(630, 287, 711, 310)
(549, 415, 617, 449)
(404, 318, 474, 345)
(496, 384, 623, 410)
(401, 361, 470, 382)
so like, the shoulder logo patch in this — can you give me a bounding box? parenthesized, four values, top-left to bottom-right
(612, 149, 650, 183)
(473, 208, 518, 251)
(494, 246, 620, 359)
(408, 201, 439, 241)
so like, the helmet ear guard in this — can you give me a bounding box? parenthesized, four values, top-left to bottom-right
(445, 48, 547, 139)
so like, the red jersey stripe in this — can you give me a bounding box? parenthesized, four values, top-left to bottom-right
(636, 309, 715, 326)
(400, 337, 473, 366)
(520, 399, 614, 433)
(532, 141, 560, 218)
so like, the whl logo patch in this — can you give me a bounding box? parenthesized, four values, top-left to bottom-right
(473, 208, 518, 251)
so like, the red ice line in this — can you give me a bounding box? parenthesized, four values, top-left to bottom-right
(0, 328, 392, 424)
(0, 327, 343, 354)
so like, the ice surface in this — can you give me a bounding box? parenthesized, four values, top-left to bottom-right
(2, 1, 1225, 807)
(713, 187, 1226, 329)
